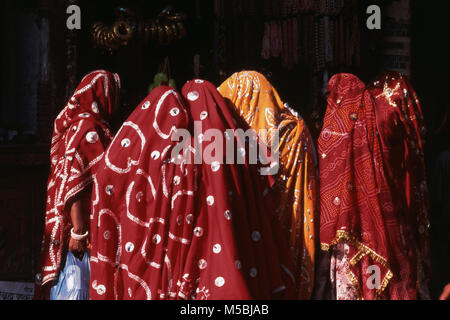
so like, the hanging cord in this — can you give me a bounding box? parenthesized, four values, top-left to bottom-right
(167, 56, 172, 81)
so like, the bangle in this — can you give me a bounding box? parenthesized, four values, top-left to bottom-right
(71, 228, 89, 241)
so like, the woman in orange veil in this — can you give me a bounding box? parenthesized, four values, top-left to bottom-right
(218, 71, 318, 299)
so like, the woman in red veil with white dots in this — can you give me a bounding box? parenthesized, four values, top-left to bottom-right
(89, 82, 296, 300)
(34, 70, 121, 299)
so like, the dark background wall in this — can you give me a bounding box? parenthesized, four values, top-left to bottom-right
(410, 0, 450, 298)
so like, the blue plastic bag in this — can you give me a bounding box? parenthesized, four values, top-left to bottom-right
(50, 252, 90, 300)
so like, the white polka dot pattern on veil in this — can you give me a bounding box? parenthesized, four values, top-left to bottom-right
(89, 83, 297, 301)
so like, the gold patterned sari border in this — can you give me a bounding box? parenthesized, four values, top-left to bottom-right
(321, 229, 394, 299)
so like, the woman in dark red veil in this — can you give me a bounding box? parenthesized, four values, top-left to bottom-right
(368, 71, 430, 299)
(181, 79, 296, 299)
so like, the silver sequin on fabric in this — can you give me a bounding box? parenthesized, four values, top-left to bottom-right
(153, 234, 162, 244)
(105, 185, 114, 195)
(224, 210, 232, 220)
(142, 101, 150, 110)
(151, 151, 160, 160)
(121, 139, 131, 148)
(198, 259, 207, 270)
(213, 244, 222, 254)
(333, 197, 341, 206)
(200, 111, 208, 120)
(136, 191, 144, 202)
(187, 91, 199, 101)
(125, 242, 135, 253)
(194, 227, 204, 238)
(206, 196, 215, 206)
(86, 132, 99, 144)
(170, 108, 180, 116)
(215, 277, 225, 287)
(211, 161, 221, 172)
(91, 102, 99, 114)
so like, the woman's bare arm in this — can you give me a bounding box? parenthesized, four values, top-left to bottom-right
(68, 192, 90, 259)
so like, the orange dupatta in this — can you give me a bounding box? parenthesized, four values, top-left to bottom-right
(218, 71, 318, 299)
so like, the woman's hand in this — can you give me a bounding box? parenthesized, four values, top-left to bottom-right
(68, 237, 87, 260)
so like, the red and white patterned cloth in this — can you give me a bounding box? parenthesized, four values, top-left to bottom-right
(89, 82, 296, 300)
(34, 70, 120, 299)
(319, 72, 430, 300)
(319, 73, 399, 300)
(368, 71, 430, 299)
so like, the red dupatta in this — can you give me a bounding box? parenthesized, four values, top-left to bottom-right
(368, 71, 431, 298)
(89, 83, 296, 300)
(318, 73, 395, 300)
(89, 87, 191, 300)
(181, 80, 296, 299)
(320, 72, 430, 299)
(35, 70, 120, 299)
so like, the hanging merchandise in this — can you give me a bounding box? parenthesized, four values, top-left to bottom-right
(148, 57, 177, 93)
(260, 0, 352, 71)
(142, 6, 187, 46)
(256, 0, 363, 138)
(91, 6, 188, 54)
(148, 73, 176, 92)
(91, 20, 134, 54)
(91, 7, 136, 54)
(382, 0, 412, 76)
